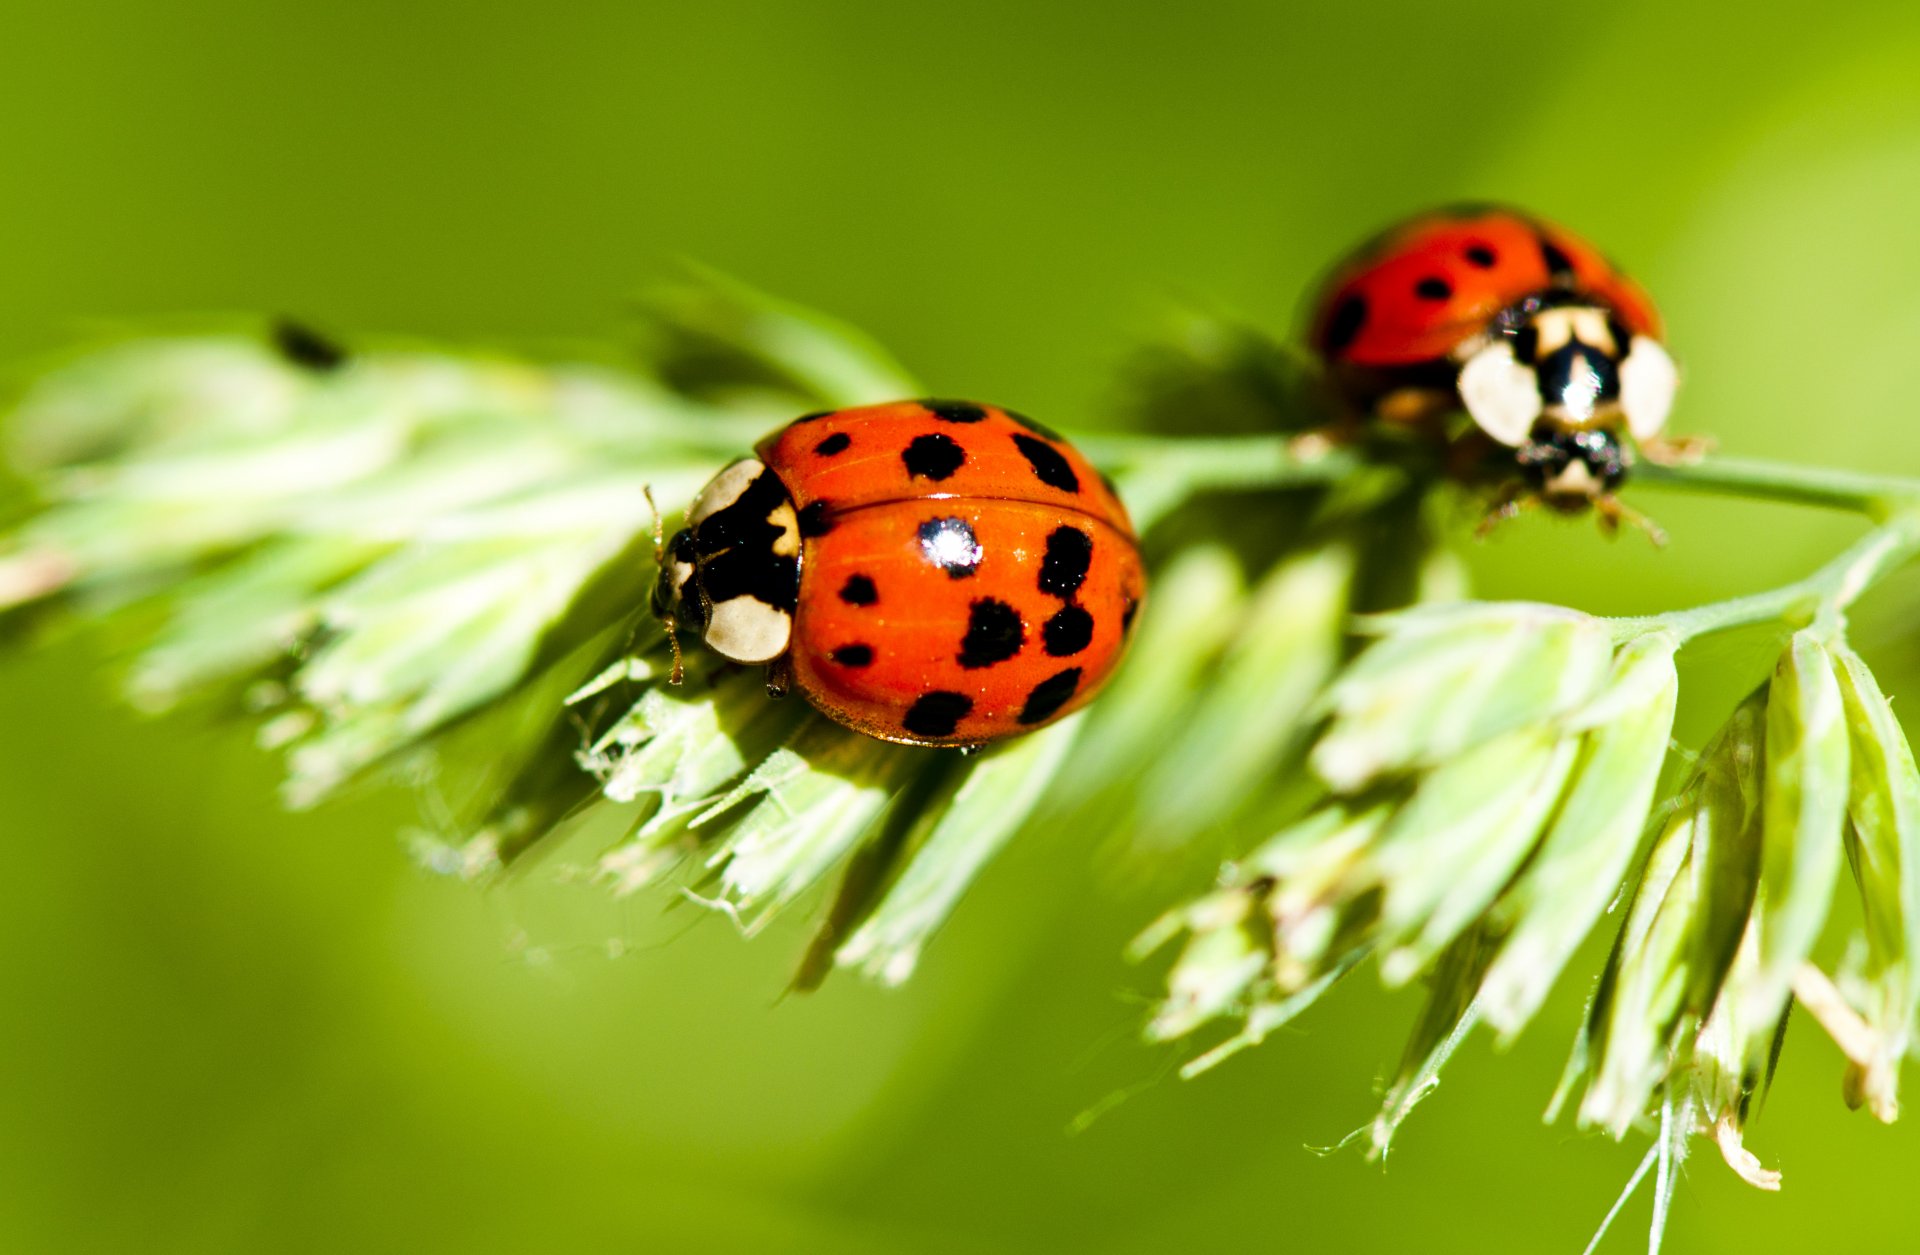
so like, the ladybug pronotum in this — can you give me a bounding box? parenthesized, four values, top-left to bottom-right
(1309, 204, 1686, 524)
(653, 400, 1146, 747)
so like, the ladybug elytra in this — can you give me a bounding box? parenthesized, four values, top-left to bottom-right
(1309, 205, 1685, 526)
(654, 400, 1145, 747)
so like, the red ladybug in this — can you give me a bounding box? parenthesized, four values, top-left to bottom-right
(1309, 205, 1682, 521)
(653, 400, 1145, 747)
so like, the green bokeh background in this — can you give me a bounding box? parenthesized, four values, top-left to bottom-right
(8, 3, 1920, 1250)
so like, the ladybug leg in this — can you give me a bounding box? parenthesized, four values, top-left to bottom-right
(1474, 484, 1536, 539)
(663, 617, 686, 686)
(1594, 493, 1668, 547)
(1375, 387, 1456, 428)
(763, 655, 793, 700)
(1638, 434, 1714, 467)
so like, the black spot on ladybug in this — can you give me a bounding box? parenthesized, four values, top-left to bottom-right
(903, 432, 966, 481)
(918, 516, 982, 579)
(1005, 409, 1063, 441)
(791, 410, 836, 424)
(839, 574, 878, 605)
(958, 598, 1024, 669)
(1042, 606, 1093, 657)
(1322, 294, 1368, 354)
(1464, 244, 1497, 268)
(1540, 237, 1576, 280)
(830, 644, 874, 667)
(1012, 433, 1080, 493)
(922, 399, 987, 424)
(903, 690, 973, 737)
(1415, 277, 1452, 301)
(1121, 594, 1140, 631)
(1037, 526, 1093, 598)
(1017, 667, 1082, 725)
(797, 501, 836, 537)
(271, 318, 347, 371)
(814, 432, 851, 456)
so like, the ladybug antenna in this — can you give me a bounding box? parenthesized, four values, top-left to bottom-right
(1474, 485, 1537, 540)
(644, 484, 688, 684)
(1595, 494, 1668, 548)
(644, 484, 666, 564)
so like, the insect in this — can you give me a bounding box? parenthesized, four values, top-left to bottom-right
(1309, 204, 1693, 534)
(652, 400, 1145, 747)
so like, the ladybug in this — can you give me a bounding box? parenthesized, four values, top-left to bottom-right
(652, 400, 1145, 747)
(1309, 205, 1686, 526)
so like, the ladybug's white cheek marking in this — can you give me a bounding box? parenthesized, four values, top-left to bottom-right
(688, 458, 766, 526)
(704, 597, 792, 664)
(1619, 337, 1678, 440)
(669, 558, 696, 602)
(1543, 460, 1603, 501)
(1458, 341, 1544, 446)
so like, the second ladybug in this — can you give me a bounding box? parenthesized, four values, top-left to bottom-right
(653, 400, 1145, 748)
(1309, 204, 1690, 528)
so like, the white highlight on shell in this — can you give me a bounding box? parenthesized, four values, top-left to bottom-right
(1618, 336, 1678, 440)
(1557, 351, 1605, 422)
(921, 519, 982, 572)
(1457, 341, 1543, 446)
(704, 597, 792, 664)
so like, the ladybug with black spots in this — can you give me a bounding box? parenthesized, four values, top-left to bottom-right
(1309, 204, 1696, 533)
(652, 400, 1145, 747)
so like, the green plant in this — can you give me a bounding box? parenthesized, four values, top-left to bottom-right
(6, 286, 1919, 1252)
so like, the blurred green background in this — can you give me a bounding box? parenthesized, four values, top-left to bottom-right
(8, 2, 1920, 1250)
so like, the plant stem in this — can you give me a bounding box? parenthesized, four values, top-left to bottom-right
(1610, 507, 1920, 643)
(1633, 456, 1920, 518)
(1082, 432, 1920, 522)
(1082, 429, 1920, 640)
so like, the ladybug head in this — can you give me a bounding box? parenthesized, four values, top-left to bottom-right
(1515, 426, 1629, 508)
(651, 458, 799, 667)
(1456, 301, 1677, 451)
(651, 525, 706, 631)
